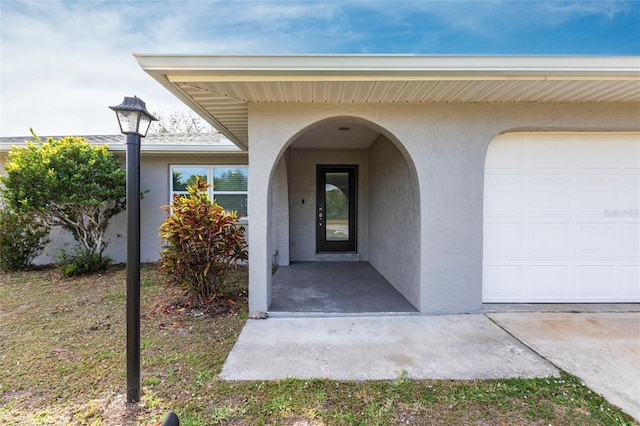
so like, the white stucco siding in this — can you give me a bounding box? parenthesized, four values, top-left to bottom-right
(269, 154, 290, 266)
(3, 153, 248, 265)
(138, 156, 170, 263)
(248, 130, 283, 310)
(368, 134, 420, 308)
(25, 213, 127, 264)
(248, 102, 639, 314)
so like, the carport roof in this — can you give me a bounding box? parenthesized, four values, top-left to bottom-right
(134, 54, 640, 150)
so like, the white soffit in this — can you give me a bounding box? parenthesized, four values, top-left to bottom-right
(135, 55, 640, 149)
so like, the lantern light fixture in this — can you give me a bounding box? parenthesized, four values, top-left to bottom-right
(109, 96, 157, 137)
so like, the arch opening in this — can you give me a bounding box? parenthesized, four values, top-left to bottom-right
(266, 116, 421, 313)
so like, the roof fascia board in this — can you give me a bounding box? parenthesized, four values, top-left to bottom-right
(1, 142, 244, 154)
(110, 144, 243, 154)
(168, 74, 639, 82)
(135, 54, 640, 78)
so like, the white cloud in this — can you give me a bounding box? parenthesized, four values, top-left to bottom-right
(0, 0, 354, 136)
(0, 0, 636, 137)
(0, 1, 189, 136)
(341, 0, 634, 50)
(540, 0, 632, 21)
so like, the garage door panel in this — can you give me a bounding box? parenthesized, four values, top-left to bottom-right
(525, 140, 572, 169)
(483, 265, 522, 299)
(484, 178, 522, 211)
(575, 222, 616, 254)
(621, 180, 640, 208)
(486, 138, 523, 168)
(622, 139, 640, 169)
(527, 266, 570, 299)
(576, 139, 619, 169)
(620, 222, 639, 252)
(574, 265, 617, 298)
(484, 132, 640, 303)
(528, 180, 571, 212)
(576, 179, 617, 211)
(484, 222, 521, 253)
(621, 266, 640, 297)
(528, 222, 570, 254)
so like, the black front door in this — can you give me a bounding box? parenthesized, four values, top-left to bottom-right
(316, 165, 357, 252)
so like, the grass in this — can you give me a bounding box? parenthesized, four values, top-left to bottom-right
(0, 264, 637, 425)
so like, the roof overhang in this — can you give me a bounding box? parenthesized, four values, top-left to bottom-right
(134, 55, 640, 149)
(0, 135, 244, 156)
(108, 144, 245, 156)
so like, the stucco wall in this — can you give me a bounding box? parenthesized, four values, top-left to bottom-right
(248, 101, 639, 314)
(0, 152, 248, 265)
(288, 148, 369, 262)
(368, 134, 420, 308)
(269, 153, 290, 266)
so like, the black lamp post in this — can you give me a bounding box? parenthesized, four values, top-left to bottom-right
(109, 96, 157, 403)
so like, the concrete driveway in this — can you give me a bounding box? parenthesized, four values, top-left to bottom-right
(489, 312, 640, 422)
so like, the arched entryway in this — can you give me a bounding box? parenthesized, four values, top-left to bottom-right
(266, 116, 421, 313)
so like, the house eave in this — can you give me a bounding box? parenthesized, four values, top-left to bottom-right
(134, 54, 640, 150)
(133, 64, 249, 150)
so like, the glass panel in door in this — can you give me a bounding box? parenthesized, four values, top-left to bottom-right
(325, 172, 350, 241)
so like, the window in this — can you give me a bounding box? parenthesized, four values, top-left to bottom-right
(170, 165, 248, 217)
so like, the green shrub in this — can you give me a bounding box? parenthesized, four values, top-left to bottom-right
(58, 246, 111, 277)
(159, 176, 248, 303)
(0, 208, 50, 271)
(0, 131, 126, 260)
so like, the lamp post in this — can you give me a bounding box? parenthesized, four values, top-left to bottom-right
(109, 96, 157, 403)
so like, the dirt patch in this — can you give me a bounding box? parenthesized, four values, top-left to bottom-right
(516, 313, 638, 340)
(0, 302, 37, 317)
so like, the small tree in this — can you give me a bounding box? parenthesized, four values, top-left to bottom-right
(159, 177, 248, 303)
(150, 110, 217, 134)
(0, 131, 126, 264)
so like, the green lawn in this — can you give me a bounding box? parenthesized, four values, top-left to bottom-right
(0, 265, 636, 425)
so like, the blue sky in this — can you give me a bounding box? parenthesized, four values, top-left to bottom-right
(1, 0, 638, 137)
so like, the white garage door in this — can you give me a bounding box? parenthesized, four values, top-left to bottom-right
(483, 133, 640, 303)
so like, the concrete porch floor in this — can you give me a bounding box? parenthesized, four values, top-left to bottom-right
(268, 261, 417, 315)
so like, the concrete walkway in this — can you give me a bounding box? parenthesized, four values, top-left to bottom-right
(489, 312, 640, 422)
(221, 311, 640, 421)
(220, 314, 559, 381)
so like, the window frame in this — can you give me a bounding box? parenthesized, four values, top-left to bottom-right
(169, 164, 248, 219)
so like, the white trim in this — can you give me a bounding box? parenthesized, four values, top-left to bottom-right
(169, 74, 640, 83)
(136, 54, 640, 79)
(0, 142, 245, 154)
(110, 143, 243, 153)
